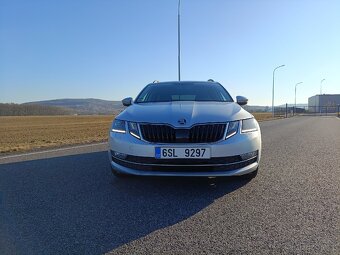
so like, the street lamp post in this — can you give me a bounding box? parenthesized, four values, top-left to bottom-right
(272, 65, 285, 117)
(294, 82, 303, 115)
(319, 78, 326, 114)
(320, 78, 325, 94)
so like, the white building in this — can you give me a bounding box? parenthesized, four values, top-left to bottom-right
(308, 94, 340, 113)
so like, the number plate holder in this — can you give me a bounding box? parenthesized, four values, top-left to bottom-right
(155, 147, 211, 159)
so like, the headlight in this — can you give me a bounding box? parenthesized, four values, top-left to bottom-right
(226, 121, 239, 139)
(128, 122, 141, 139)
(241, 118, 258, 133)
(111, 119, 126, 133)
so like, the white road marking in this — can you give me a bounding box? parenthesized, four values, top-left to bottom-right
(0, 142, 108, 160)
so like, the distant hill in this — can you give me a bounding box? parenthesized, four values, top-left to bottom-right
(0, 103, 73, 116)
(24, 98, 123, 115)
(27, 98, 269, 114)
(10, 98, 296, 115)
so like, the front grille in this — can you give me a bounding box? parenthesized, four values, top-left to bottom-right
(140, 123, 226, 143)
(189, 124, 225, 143)
(122, 154, 243, 165)
(140, 124, 176, 143)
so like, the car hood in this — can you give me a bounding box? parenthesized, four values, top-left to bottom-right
(117, 101, 253, 128)
(117, 101, 253, 127)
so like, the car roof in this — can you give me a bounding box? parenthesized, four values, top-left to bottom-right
(147, 81, 220, 86)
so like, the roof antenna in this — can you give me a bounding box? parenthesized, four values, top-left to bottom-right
(178, 0, 181, 81)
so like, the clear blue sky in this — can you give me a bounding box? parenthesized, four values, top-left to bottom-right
(1, 0, 339, 105)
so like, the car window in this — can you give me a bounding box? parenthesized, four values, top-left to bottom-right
(135, 83, 233, 103)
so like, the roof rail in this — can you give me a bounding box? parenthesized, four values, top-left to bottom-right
(152, 80, 159, 83)
(207, 79, 215, 82)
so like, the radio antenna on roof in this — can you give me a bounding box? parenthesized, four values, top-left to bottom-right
(178, 0, 181, 81)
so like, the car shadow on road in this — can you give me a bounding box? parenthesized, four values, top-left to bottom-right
(0, 151, 250, 254)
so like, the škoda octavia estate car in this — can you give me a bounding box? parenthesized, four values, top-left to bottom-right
(109, 80, 261, 178)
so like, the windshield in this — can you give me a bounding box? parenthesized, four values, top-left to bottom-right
(135, 82, 233, 103)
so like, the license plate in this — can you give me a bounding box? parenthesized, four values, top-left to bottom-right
(155, 147, 210, 159)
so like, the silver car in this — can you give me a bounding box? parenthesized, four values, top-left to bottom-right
(109, 80, 261, 178)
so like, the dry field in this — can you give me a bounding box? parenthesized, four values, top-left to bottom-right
(252, 112, 280, 121)
(0, 113, 275, 154)
(0, 115, 115, 153)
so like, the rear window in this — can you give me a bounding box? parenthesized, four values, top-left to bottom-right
(135, 82, 233, 103)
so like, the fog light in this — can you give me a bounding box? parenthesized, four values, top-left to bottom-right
(112, 151, 127, 159)
(240, 151, 258, 160)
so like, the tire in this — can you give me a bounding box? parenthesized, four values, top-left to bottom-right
(241, 167, 258, 180)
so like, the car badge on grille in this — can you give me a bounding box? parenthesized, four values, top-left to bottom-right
(178, 118, 186, 125)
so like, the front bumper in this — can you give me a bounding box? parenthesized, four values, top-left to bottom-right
(109, 124, 261, 177)
(109, 132, 261, 177)
(110, 151, 259, 177)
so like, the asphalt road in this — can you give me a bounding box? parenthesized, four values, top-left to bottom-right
(0, 116, 339, 255)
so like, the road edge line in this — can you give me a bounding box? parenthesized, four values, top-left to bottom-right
(0, 142, 108, 160)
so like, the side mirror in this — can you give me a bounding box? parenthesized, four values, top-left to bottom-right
(122, 97, 133, 107)
(236, 96, 248, 106)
